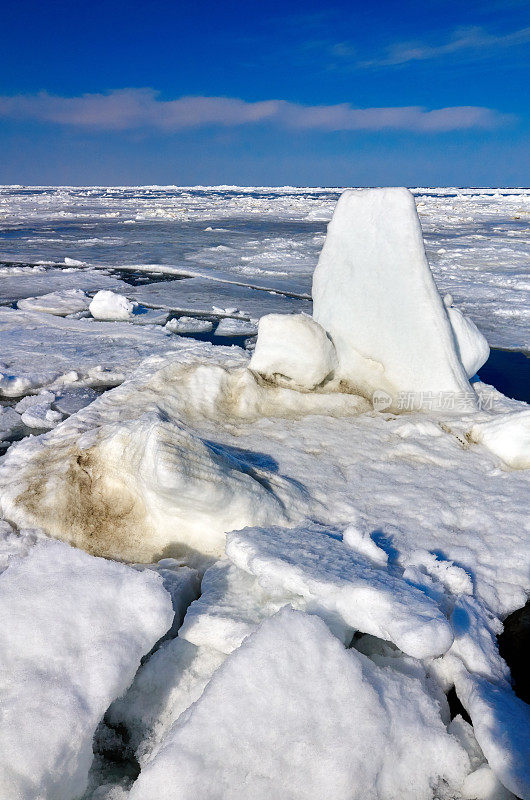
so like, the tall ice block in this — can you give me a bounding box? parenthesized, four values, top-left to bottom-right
(312, 188, 476, 410)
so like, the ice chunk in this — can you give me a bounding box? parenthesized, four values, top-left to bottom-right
(129, 609, 468, 800)
(250, 313, 337, 390)
(444, 297, 490, 378)
(53, 386, 99, 416)
(18, 288, 90, 316)
(165, 315, 213, 334)
(454, 668, 530, 800)
(469, 410, 530, 469)
(226, 525, 454, 658)
(89, 290, 135, 321)
(0, 539, 173, 800)
(312, 188, 476, 409)
(179, 559, 321, 654)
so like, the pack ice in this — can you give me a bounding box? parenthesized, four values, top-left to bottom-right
(0, 187, 528, 800)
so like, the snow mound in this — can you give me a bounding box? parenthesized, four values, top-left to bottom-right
(0, 411, 290, 564)
(129, 609, 469, 800)
(0, 539, 173, 800)
(89, 290, 134, 321)
(312, 188, 476, 409)
(469, 410, 530, 469)
(250, 312, 337, 390)
(444, 297, 490, 378)
(226, 525, 454, 659)
(18, 288, 90, 316)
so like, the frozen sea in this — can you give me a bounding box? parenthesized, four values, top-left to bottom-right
(0, 186, 529, 800)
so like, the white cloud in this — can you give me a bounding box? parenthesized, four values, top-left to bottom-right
(0, 89, 511, 133)
(359, 25, 530, 68)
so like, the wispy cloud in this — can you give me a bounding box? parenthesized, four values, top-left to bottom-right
(359, 25, 530, 68)
(0, 89, 511, 133)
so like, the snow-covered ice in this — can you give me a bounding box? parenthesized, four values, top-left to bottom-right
(17, 288, 90, 315)
(226, 525, 454, 658)
(0, 185, 528, 800)
(0, 539, 173, 800)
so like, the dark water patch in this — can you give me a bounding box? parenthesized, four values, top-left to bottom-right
(106, 268, 191, 287)
(478, 349, 530, 404)
(498, 601, 530, 704)
(446, 687, 472, 723)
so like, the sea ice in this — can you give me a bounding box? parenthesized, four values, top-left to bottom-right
(17, 288, 91, 316)
(0, 539, 173, 800)
(128, 609, 469, 800)
(312, 188, 476, 408)
(249, 312, 337, 390)
(89, 290, 135, 321)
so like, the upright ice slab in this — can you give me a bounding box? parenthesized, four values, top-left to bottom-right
(312, 188, 476, 409)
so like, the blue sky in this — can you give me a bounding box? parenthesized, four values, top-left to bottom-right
(1, 0, 529, 185)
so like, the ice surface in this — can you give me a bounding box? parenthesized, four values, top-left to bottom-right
(0, 539, 173, 800)
(214, 316, 258, 336)
(250, 313, 337, 390)
(0, 307, 190, 396)
(312, 188, 475, 408)
(469, 410, 530, 469)
(17, 288, 90, 315)
(129, 609, 469, 800)
(226, 525, 453, 658)
(127, 276, 311, 319)
(89, 290, 135, 321)
(0, 267, 127, 304)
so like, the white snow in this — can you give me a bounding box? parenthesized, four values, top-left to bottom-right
(129, 609, 469, 800)
(250, 312, 337, 390)
(89, 290, 135, 321)
(469, 410, 530, 469)
(312, 188, 476, 409)
(0, 539, 173, 800)
(214, 316, 258, 336)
